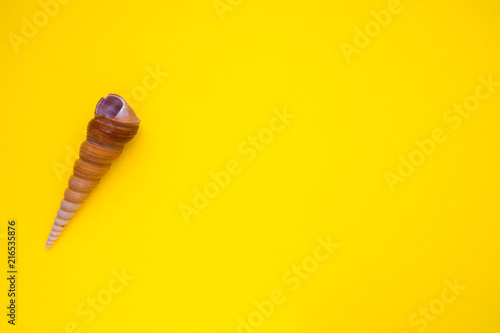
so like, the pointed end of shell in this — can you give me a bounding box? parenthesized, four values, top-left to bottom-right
(96, 94, 140, 124)
(46, 236, 56, 248)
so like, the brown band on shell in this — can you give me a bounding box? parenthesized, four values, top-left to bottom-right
(73, 159, 111, 180)
(86, 117, 139, 149)
(68, 175, 100, 192)
(79, 141, 122, 165)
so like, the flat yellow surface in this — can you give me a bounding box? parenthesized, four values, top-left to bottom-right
(1, 0, 499, 332)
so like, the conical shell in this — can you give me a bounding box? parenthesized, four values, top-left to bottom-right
(46, 94, 140, 248)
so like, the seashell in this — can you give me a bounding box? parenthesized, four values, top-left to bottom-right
(46, 94, 140, 248)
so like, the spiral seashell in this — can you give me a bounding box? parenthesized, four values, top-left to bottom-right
(46, 94, 140, 248)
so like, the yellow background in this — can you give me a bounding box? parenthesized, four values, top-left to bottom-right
(1, 0, 499, 332)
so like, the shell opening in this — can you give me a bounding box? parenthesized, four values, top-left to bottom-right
(95, 94, 140, 124)
(96, 95, 124, 119)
